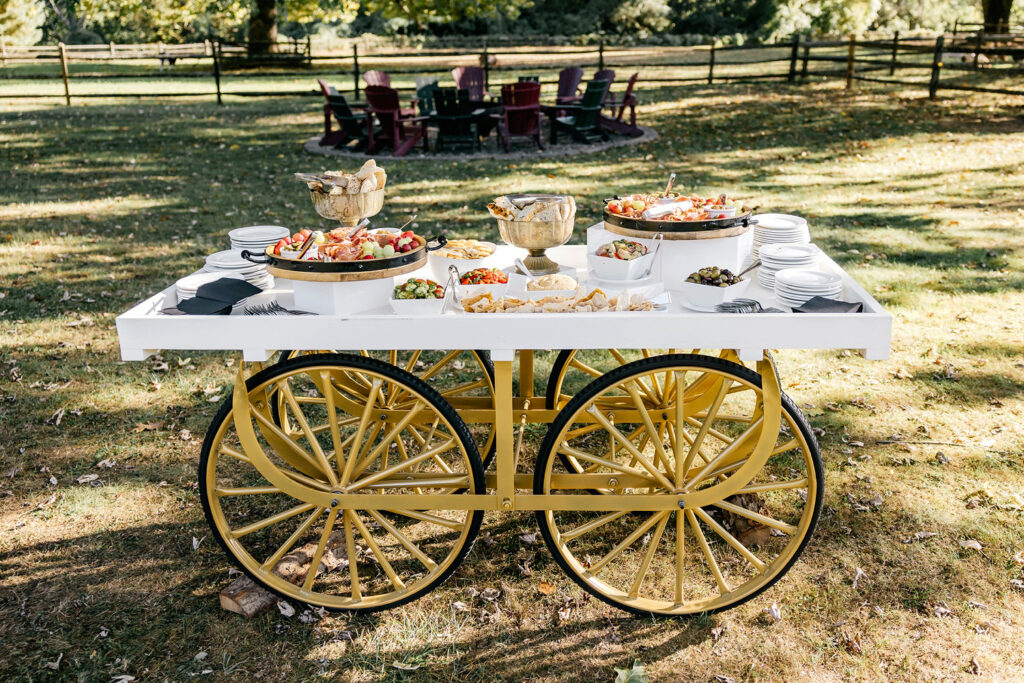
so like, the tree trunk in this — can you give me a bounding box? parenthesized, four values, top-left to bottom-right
(249, 0, 278, 55)
(982, 0, 1014, 33)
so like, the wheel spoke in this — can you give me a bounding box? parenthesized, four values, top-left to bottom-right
(260, 506, 326, 571)
(628, 512, 671, 598)
(685, 415, 764, 490)
(558, 443, 660, 484)
(693, 506, 766, 573)
(216, 485, 280, 497)
(343, 510, 361, 600)
(339, 379, 383, 485)
(681, 378, 731, 480)
(390, 508, 464, 530)
(674, 510, 685, 604)
(403, 350, 423, 373)
(249, 404, 329, 478)
(367, 510, 438, 570)
(350, 511, 405, 590)
(440, 378, 490, 397)
(302, 507, 339, 593)
(737, 478, 808, 495)
(589, 511, 667, 573)
(685, 508, 729, 594)
(674, 371, 686, 488)
(219, 445, 250, 464)
(231, 502, 317, 539)
(560, 510, 630, 541)
(585, 406, 676, 490)
(279, 381, 338, 486)
(624, 381, 674, 481)
(569, 358, 604, 379)
(347, 438, 456, 492)
(712, 500, 797, 535)
(351, 401, 426, 479)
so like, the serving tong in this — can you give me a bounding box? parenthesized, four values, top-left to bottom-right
(294, 172, 339, 193)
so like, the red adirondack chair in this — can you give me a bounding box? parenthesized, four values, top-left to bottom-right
(494, 81, 543, 153)
(608, 72, 639, 127)
(555, 67, 584, 104)
(363, 70, 391, 88)
(364, 85, 428, 157)
(451, 66, 493, 102)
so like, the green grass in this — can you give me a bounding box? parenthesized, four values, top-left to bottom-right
(1, 74, 1024, 681)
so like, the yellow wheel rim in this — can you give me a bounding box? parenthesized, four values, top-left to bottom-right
(535, 355, 821, 616)
(202, 356, 483, 611)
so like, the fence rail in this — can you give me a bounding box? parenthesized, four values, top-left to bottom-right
(1, 33, 1021, 105)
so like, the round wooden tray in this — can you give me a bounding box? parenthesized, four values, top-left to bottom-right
(603, 220, 751, 240)
(268, 257, 424, 282)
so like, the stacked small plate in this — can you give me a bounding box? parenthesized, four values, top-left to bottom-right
(175, 272, 251, 312)
(752, 214, 810, 258)
(228, 225, 289, 252)
(757, 243, 820, 290)
(203, 249, 274, 290)
(773, 268, 843, 308)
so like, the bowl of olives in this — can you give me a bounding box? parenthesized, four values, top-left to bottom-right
(680, 266, 750, 308)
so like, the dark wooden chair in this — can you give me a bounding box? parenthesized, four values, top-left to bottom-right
(317, 79, 368, 148)
(432, 87, 480, 152)
(451, 66, 494, 103)
(592, 68, 616, 104)
(552, 79, 609, 144)
(415, 81, 438, 117)
(555, 67, 584, 104)
(605, 72, 639, 130)
(363, 70, 390, 88)
(364, 85, 428, 157)
(493, 81, 542, 153)
(518, 75, 540, 83)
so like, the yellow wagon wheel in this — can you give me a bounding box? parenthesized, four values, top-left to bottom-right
(200, 353, 484, 612)
(273, 350, 497, 469)
(534, 353, 822, 617)
(545, 349, 742, 476)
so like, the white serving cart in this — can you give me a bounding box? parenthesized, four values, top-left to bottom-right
(116, 235, 890, 618)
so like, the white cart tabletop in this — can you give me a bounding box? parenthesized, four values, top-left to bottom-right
(116, 241, 891, 364)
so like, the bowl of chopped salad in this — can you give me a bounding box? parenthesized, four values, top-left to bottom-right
(588, 239, 656, 281)
(455, 267, 512, 300)
(390, 278, 447, 316)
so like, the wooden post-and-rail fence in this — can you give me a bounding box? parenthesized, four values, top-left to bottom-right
(1, 33, 1021, 105)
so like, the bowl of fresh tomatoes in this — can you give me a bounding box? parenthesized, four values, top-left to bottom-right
(454, 267, 512, 300)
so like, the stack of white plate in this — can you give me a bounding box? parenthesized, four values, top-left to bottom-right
(752, 214, 810, 258)
(202, 249, 274, 290)
(773, 268, 843, 308)
(757, 243, 820, 290)
(229, 225, 290, 252)
(175, 272, 249, 308)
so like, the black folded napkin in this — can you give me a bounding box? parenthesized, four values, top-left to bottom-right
(792, 296, 863, 314)
(171, 277, 262, 316)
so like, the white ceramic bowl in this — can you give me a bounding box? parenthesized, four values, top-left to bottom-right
(429, 252, 497, 283)
(707, 206, 738, 219)
(390, 297, 446, 316)
(456, 282, 509, 301)
(587, 251, 655, 281)
(679, 278, 750, 308)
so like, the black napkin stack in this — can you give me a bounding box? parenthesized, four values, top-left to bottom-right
(162, 278, 262, 316)
(792, 296, 863, 314)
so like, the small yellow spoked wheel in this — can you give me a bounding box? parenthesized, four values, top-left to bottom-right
(534, 354, 822, 617)
(200, 353, 484, 612)
(273, 349, 497, 469)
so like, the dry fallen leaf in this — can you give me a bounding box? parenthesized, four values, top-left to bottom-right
(968, 658, 982, 675)
(480, 587, 500, 602)
(43, 653, 62, 670)
(392, 660, 421, 671)
(277, 601, 295, 617)
(95, 458, 116, 469)
(839, 630, 863, 655)
(192, 535, 205, 551)
(452, 601, 468, 612)
(852, 567, 868, 590)
(537, 581, 556, 595)
(765, 602, 782, 622)
(959, 539, 983, 552)
(76, 473, 99, 485)
(519, 532, 538, 546)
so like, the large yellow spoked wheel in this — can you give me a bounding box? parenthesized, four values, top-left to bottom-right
(534, 353, 822, 617)
(545, 349, 742, 476)
(200, 353, 484, 612)
(273, 350, 497, 469)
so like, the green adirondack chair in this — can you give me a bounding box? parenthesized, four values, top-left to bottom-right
(552, 79, 610, 144)
(432, 87, 481, 152)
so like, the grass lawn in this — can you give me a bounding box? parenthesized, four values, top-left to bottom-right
(1, 76, 1023, 681)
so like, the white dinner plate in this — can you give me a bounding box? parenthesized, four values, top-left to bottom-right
(774, 268, 841, 288)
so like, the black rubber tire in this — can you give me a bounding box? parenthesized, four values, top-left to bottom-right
(544, 349, 577, 410)
(271, 350, 498, 470)
(533, 353, 824, 618)
(199, 352, 485, 614)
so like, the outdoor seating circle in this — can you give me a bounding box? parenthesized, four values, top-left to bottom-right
(309, 66, 656, 160)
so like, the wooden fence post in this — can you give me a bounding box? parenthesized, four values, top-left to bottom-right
(787, 34, 800, 82)
(306, 34, 312, 65)
(952, 19, 959, 38)
(707, 40, 716, 84)
(929, 35, 944, 99)
(352, 43, 360, 98)
(973, 31, 982, 69)
(845, 34, 856, 89)
(889, 30, 899, 75)
(801, 42, 810, 79)
(1, 36, 6, 66)
(213, 39, 223, 105)
(109, 40, 115, 56)
(482, 37, 489, 89)
(598, 38, 604, 71)
(58, 42, 71, 106)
